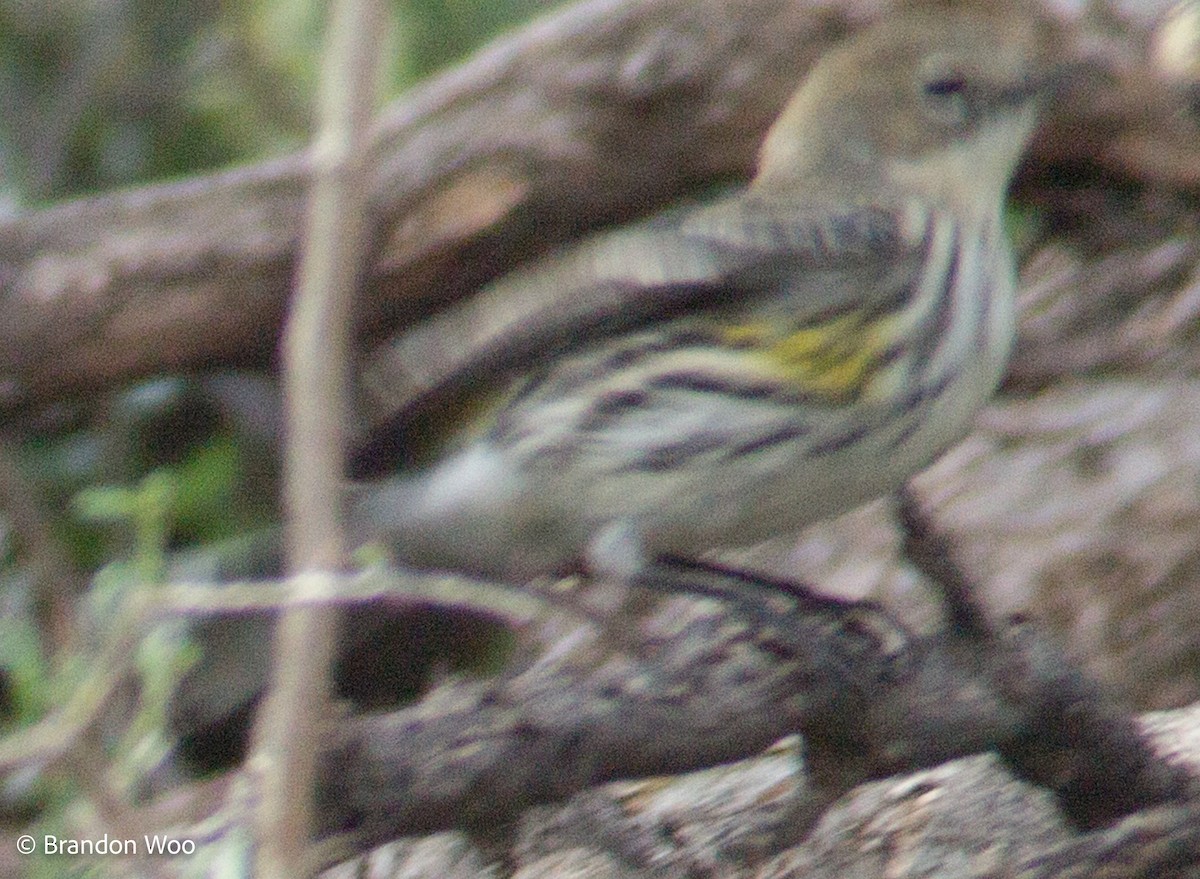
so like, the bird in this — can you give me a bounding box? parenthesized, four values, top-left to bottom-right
(350, 6, 1063, 586)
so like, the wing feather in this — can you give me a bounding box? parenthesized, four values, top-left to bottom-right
(358, 193, 927, 424)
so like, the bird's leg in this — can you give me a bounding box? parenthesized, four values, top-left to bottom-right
(895, 485, 993, 642)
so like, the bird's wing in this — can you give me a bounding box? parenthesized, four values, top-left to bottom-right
(358, 193, 928, 424)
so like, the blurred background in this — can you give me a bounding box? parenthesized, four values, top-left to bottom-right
(0, 0, 556, 205)
(0, 2, 558, 872)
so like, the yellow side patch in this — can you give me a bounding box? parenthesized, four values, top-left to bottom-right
(720, 314, 895, 402)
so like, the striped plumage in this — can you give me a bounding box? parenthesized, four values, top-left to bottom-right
(352, 9, 1055, 582)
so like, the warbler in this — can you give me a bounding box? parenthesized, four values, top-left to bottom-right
(352, 8, 1061, 584)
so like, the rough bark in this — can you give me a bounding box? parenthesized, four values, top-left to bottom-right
(301, 558, 1200, 878)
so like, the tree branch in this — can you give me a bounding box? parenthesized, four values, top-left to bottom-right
(310, 562, 1197, 865)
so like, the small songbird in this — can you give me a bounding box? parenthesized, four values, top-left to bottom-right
(352, 7, 1062, 584)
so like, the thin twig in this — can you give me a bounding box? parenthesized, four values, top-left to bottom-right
(247, 1, 385, 875)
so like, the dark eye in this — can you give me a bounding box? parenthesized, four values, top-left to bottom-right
(921, 73, 972, 126)
(924, 74, 968, 98)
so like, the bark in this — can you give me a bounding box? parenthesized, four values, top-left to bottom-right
(290, 553, 1200, 879)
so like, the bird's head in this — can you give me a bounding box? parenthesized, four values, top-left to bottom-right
(755, 9, 1072, 216)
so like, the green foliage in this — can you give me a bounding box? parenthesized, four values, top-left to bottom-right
(0, 2, 549, 858)
(0, 462, 200, 869)
(0, 0, 561, 203)
(73, 470, 176, 584)
(392, 0, 552, 83)
(0, 615, 49, 731)
(13, 376, 279, 576)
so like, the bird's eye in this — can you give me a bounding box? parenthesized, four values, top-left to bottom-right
(924, 74, 968, 98)
(921, 72, 972, 127)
